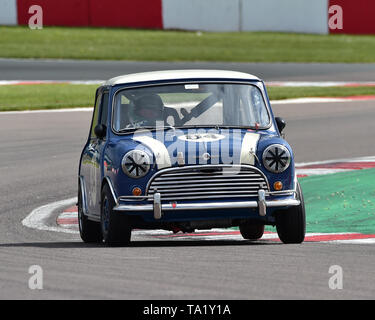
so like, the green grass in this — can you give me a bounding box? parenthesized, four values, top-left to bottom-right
(267, 86, 375, 100)
(1, 84, 374, 112)
(264, 168, 375, 234)
(0, 84, 97, 111)
(1, 26, 375, 62)
(300, 168, 375, 234)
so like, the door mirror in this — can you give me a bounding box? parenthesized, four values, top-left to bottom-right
(275, 117, 286, 134)
(94, 124, 106, 139)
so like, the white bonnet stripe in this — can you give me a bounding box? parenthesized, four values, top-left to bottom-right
(133, 135, 172, 169)
(240, 133, 260, 165)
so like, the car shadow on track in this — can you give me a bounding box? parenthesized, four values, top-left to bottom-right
(130, 239, 281, 247)
(0, 239, 281, 249)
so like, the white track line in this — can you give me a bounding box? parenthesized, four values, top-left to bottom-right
(22, 197, 78, 234)
(296, 156, 375, 167)
(24, 155, 375, 243)
(0, 108, 93, 115)
(24, 198, 375, 244)
(296, 168, 352, 176)
(266, 81, 375, 87)
(0, 80, 104, 86)
(271, 97, 359, 105)
(323, 239, 375, 244)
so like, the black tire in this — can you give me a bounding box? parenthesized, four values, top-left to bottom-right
(78, 182, 102, 243)
(239, 223, 265, 240)
(276, 181, 306, 244)
(101, 184, 131, 246)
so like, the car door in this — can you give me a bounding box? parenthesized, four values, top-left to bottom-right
(86, 89, 109, 218)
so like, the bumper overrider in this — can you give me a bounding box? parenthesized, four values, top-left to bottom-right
(114, 190, 300, 220)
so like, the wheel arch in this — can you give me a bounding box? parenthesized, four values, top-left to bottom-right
(101, 176, 119, 206)
(78, 175, 88, 215)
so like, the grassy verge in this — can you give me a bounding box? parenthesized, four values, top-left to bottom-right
(1, 84, 374, 112)
(265, 168, 375, 234)
(1, 26, 375, 62)
(267, 86, 375, 100)
(300, 168, 375, 234)
(0, 84, 97, 111)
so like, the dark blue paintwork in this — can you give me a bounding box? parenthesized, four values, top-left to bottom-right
(79, 78, 297, 226)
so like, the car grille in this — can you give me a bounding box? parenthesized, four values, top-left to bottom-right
(146, 165, 269, 201)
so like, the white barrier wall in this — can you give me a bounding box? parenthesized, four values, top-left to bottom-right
(162, 0, 240, 32)
(162, 0, 329, 34)
(241, 0, 328, 34)
(0, 0, 17, 25)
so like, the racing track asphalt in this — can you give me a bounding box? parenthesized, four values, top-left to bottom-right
(2, 58, 375, 81)
(0, 99, 375, 299)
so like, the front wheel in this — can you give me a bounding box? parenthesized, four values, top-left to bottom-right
(239, 223, 264, 240)
(101, 184, 132, 246)
(275, 181, 306, 244)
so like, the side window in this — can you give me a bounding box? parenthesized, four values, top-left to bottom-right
(90, 92, 102, 138)
(99, 92, 109, 126)
(90, 91, 109, 139)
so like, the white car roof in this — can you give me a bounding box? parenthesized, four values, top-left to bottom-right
(104, 70, 260, 86)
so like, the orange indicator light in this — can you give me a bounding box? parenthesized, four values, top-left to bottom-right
(132, 187, 142, 196)
(274, 181, 283, 191)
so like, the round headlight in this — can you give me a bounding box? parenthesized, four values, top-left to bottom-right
(262, 144, 291, 173)
(121, 150, 151, 178)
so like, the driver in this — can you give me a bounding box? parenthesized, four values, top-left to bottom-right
(128, 93, 164, 128)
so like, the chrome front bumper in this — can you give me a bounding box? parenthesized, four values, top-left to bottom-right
(114, 189, 300, 220)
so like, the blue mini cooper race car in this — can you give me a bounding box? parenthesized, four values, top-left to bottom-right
(78, 70, 305, 245)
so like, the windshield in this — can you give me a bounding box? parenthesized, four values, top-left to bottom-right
(112, 83, 270, 132)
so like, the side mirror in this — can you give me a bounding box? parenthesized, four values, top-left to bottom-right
(275, 117, 286, 134)
(94, 124, 107, 139)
